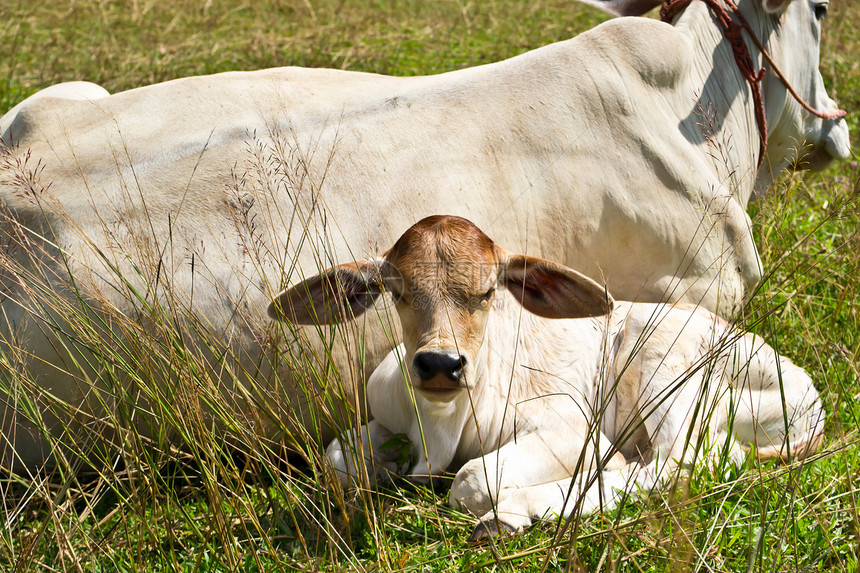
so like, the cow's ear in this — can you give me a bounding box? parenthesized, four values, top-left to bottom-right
(762, 0, 791, 14)
(576, 0, 663, 17)
(269, 259, 385, 325)
(502, 255, 614, 319)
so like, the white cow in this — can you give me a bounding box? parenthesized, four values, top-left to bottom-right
(271, 215, 824, 540)
(0, 0, 847, 471)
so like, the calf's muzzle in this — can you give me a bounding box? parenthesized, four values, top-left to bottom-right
(413, 350, 467, 390)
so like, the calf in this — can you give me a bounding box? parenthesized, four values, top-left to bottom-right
(269, 215, 823, 540)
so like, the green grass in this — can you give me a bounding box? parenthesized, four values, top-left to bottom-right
(0, 1, 858, 572)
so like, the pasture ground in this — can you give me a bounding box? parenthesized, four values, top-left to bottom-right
(0, 1, 857, 571)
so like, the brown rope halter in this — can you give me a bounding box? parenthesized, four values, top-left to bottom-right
(660, 0, 848, 169)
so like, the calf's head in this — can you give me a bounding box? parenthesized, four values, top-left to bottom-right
(269, 215, 613, 400)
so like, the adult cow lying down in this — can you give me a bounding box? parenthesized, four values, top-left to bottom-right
(270, 215, 824, 539)
(0, 0, 847, 471)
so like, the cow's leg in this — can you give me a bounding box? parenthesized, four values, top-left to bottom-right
(644, 331, 824, 469)
(1, 81, 110, 145)
(325, 420, 403, 488)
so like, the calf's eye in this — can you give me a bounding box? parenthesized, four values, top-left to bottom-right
(387, 288, 404, 304)
(468, 288, 495, 310)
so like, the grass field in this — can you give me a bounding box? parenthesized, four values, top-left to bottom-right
(0, 1, 858, 571)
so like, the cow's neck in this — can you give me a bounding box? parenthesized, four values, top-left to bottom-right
(674, 0, 782, 203)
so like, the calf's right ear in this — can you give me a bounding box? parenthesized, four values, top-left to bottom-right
(268, 259, 384, 325)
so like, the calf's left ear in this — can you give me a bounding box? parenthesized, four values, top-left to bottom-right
(503, 255, 614, 319)
(268, 259, 385, 325)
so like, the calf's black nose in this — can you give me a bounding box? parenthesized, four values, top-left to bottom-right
(413, 351, 466, 382)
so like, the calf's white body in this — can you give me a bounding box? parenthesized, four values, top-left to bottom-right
(273, 216, 823, 536)
(345, 301, 821, 532)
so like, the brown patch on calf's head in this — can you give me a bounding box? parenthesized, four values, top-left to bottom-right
(380, 215, 614, 397)
(385, 215, 502, 300)
(384, 216, 504, 318)
(382, 216, 503, 394)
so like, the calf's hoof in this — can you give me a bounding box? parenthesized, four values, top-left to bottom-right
(467, 519, 517, 545)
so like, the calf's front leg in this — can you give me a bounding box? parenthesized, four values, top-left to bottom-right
(325, 420, 404, 488)
(465, 463, 657, 543)
(449, 428, 630, 538)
